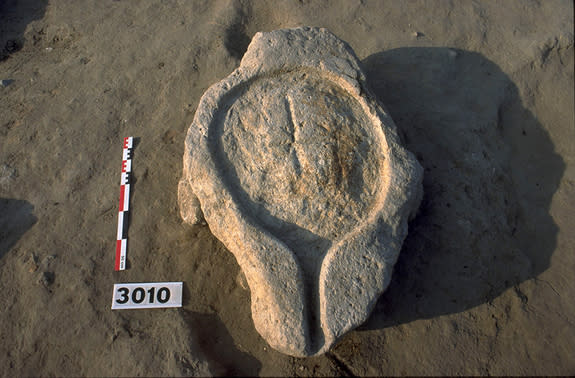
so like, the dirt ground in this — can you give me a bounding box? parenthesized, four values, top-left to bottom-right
(1, 0, 573, 376)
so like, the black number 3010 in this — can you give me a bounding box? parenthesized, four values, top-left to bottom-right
(116, 286, 171, 304)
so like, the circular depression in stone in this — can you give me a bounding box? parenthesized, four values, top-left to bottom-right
(216, 71, 383, 245)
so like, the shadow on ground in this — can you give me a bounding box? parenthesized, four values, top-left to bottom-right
(0, 198, 37, 259)
(359, 47, 564, 329)
(181, 310, 262, 376)
(0, 0, 47, 60)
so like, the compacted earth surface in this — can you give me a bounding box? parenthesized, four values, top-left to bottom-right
(1, 0, 573, 376)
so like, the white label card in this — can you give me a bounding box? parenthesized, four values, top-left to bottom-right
(111, 282, 183, 310)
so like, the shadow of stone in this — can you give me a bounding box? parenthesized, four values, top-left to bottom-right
(181, 310, 262, 376)
(359, 47, 565, 329)
(0, 0, 48, 60)
(222, 1, 251, 61)
(0, 198, 37, 259)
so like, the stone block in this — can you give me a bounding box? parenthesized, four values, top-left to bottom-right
(179, 27, 423, 356)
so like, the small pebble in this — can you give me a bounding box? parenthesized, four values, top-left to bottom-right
(42, 254, 57, 269)
(1, 79, 14, 87)
(5, 40, 19, 53)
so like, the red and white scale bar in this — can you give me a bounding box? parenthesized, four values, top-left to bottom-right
(115, 137, 133, 271)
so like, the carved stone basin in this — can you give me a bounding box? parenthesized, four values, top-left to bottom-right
(179, 27, 423, 357)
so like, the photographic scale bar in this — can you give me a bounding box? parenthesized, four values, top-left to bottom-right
(115, 136, 133, 271)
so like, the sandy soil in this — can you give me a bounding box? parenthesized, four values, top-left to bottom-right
(1, 0, 573, 376)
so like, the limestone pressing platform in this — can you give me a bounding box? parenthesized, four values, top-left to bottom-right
(179, 27, 423, 357)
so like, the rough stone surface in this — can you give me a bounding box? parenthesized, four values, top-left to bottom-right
(179, 27, 423, 357)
